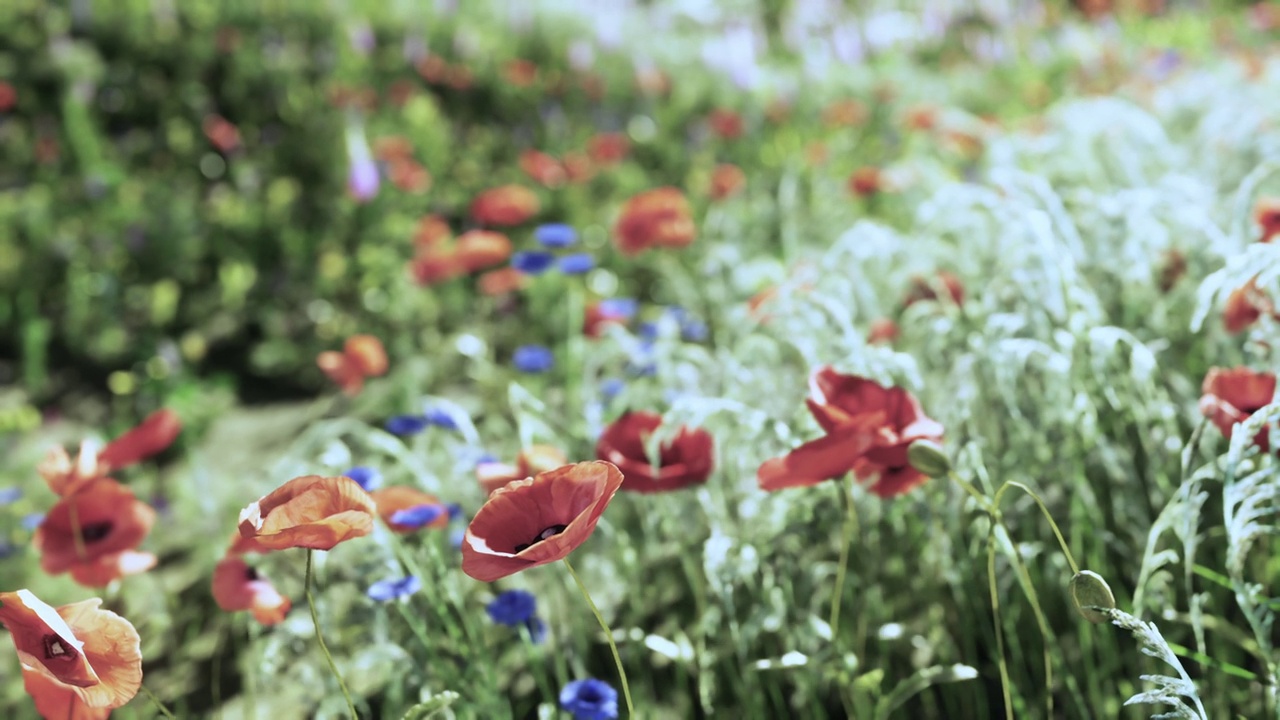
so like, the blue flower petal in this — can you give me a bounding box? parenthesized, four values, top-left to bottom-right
(343, 466, 383, 492)
(557, 253, 595, 275)
(486, 589, 537, 626)
(367, 575, 422, 602)
(511, 251, 557, 275)
(535, 223, 577, 248)
(385, 415, 430, 436)
(598, 298, 638, 321)
(513, 345, 554, 373)
(0, 487, 22, 505)
(390, 504, 445, 528)
(560, 678, 619, 720)
(424, 408, 459, 431)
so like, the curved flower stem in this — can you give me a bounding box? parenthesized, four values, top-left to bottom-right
(306, 550, 359, 719)
(829, 477, 858, 643)
(139, 683, 176, 719)
(563, 557, 634, 718)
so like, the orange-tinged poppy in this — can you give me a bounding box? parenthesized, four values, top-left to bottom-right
(470, 186, 539, 227)
(370, 486, 449, 533)
(588, 133, 629, 165)
(456, 230, 513, 273)
(38, 442, 105, 498)
(562, 152, 596, 183)
(596, 412, 714, 493)
(24, 669, 111, 720)
(1256, 197, 1280, 243)
(759, 367, 945, 497)
(461, 461, 623, 582)
(237, 475, 376, 551)
(503, 59, 539, 88)
(478, 267, 529, 296)
(1223, 278, 1271, 334)
(69, 551, 157, 589)
(0, 589, 142, 711)
(822, 99, 867, 128)
(317, 351, 364, 396)
(867, 318, 899, 345)
(614, 187, 696, 256)
(212, 555, 292, 626)
(96, 409, 181, 475)
(414, 215, 452, 248)
(344, 335, 387, 377)
(707, 108, 744, 140)
(520, 150, 566, 188)
(35, 479, 156, 582)
(904, 271, 965, 307)
(709, 163, 746, 201)
(1199, 367, 1276, 451)
(848, 167, 883, 197)
(410, 244, 466, 286)
(202, 114, 240, 153)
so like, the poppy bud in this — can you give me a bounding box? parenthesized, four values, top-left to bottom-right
(1069, 570, 1116, 624)
(907, 439, 951, 478)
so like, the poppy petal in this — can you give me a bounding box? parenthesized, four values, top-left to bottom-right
(757, 422, 880, 491)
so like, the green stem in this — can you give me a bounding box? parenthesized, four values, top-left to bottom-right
(829, 477, 858, 643)
(306, 550, 359, 719)
(563, 557, 634, 718)
(139, 683, 176, 719)
(994, 481, 1079, 575)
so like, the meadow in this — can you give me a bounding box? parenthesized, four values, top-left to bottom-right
(1, 1, 1279, 718)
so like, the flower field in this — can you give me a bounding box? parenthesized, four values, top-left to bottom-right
(1, 0, 1279, 718)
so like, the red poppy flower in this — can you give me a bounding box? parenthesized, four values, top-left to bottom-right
(562, 152, 596, 183)
(318, 336, 388, 396)
(470, 186, 539, 227)
(0, 589, 142, 712)
(409, 244, 465, 286)
(904, 271, 965, 307)
(596, 412, 714, 493)
(374, 136, 414, 163)
(1223, 278, 1272, 334)
(456, 230, 513, 272)
(821, 99, 867, 128)
(23, 669, 111, 720)
(520, 150, 566, 188)
(414, 215, 452, 248)
(1199, 367, 1276, 451)
(709, 163, 746, 201)
(867, 318, 899, 345)
(34, 479, 156, 585)
(758, 367, 945, 497)
(212, 555, 292, 626)
(237, 475, 376, 551)
(504, 59, 539, 88)
(370, 486, 449, 533)
(583, 301, 630, 338)
(614, 187, 697, 256)
(461, 461, 623, 582)
(707, 109, 744, 140)
(477, 445, 569, 495)
(389, 160, 432, 193)
(96, 409, 182, 474)
(849, 167, 884, 197)
(478, 267, 529, 296)
(68, 550, 158, 589)
(0, 81, 16, 112)
(588, 133, 629, 165)
(202, 114, 240, 153)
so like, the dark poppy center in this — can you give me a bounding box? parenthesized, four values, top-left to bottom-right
(79, 521, 113, 543)
(244, 566, 261, 581)
(513, 524, 567, 553)
(42, 634, 75, 661)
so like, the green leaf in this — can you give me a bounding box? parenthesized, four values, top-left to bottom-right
(400, 690, 461, 720)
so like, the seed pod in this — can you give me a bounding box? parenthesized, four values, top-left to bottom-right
(1070, 570, 1116, 624)
(907, 439, 951, 478)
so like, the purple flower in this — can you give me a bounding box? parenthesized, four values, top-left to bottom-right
(367, 575, 422, 602)
(558, 253, 595, 275)
(386, 415, 430, 436)
(600, 378, 626, 400)
(343, 466, 383, 492)
(486, 589, 537, 626)
(512, 251, 557, 275)
(598, 298, 638, 322)
(535, 223, 577, 248)
(424, 408, 459, 430)
(513, 345, 554, 373)
(345, 125, 380, 202)
(390, 504, 446, 528)
(560, 679, 618, 720)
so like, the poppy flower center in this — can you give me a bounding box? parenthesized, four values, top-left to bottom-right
(513, 524, 568, 553)
(79, 521, 114, 543)
(42, 634, 75, 661)
(244, 566, 260, 581)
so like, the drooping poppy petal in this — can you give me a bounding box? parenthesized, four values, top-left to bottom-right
(370, 486, 449, 533)
(68, 550, 158, 588)
(461, 461, 623, 582)
(237, 475, 376, 551)
(211, 555, 292, 625)
(596, 412, 714, 493)
(38, 441, 105, 497)
(97, 409, 181, 472)
(0, 590, 143, 710)
(23, 669, 111, 720)
(757, 421, 881, 491)
(1199, 366, 1276, 451)
(35, 479, 156, 579)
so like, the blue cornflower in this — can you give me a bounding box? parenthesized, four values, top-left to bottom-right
(535, 223, 577, 248)
(513, 345, 554, 373)
(343, 466, 383, 492)
(367, 575, 422, 602)
(557, 253, 595, 274)
(511, 251, 557, 275)
(386, 414, 430, 436)
(21, 514, 44, 531)
(560, 679, 618, 720)
(390, 504, 445, 528)
(424, 407, 459, 431)
(474, 452, 499, 466)
(486, 589, 537, 626)
(0, 487, 22, 505)
(445, 502, 464, 520)
(600, 378, 626, 400)
(598, 298, 638, 321)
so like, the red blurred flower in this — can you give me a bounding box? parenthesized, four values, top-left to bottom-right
(202, 114, 240, 153)
(416, 55, 448, 84)
(212, 555, 292, 626)
(867, 318, 899, 345)
(614, 187, 697, 256)
(40, 409, 182, 497)
(1199, 367, 1276, 451)
(848, 167, 883, 197)
(588, 133, 629, 165)
(1158, 248, 1187, 293)
(389, 160, 432, 193)
(0, 82, 17, 112)
(1223, 277, 1273, 334)
(461, 461, 623, 582)
(707, 108, 744, 140)
(904, 271, 965, 307)
(904, 105, 938, 131)
(317, 335, 388, 396)
(562, 152, 596, 184)
(504, 59, 539, 88)
(478, 267, 529, 296)
(596, 411, 714, 493)
(822, 99, 867, 128)
(34, 479, 157, 587)
(709, 163, 746, 201)
(583, 301, 631, 338)
(758, 367, 945, 497)
(409, 244, 466, 286)
(456, 230, 513, 272)
(237, 475, 376, 552)
(370, 486, 449, 533)
(470, 186, 540, 227)
(1256, 197, 1280, 243)
(414, 215, 452, 248)
(520, 150, 567, 188)
(0, 589, 142, 714)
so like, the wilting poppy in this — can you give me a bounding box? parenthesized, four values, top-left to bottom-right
(456, 230, 514, 272)
(707, 109, 744, 140)
(849, 167, 883, 197)
(758, 367, 945, 497)
(237, 475, 376, 551)
(471, 186, 540, 227)
(0, 589, 142, 712)
(588, 133, 629, 165)
(614, 187, 696, 256)
(370, 486, 449, 533)
(212, 555, 292, 625)
(1199, 366, 1276, 451)
(35, 479, 156, 585)
(520, 150, 566, 188)
(867, 318, 899, 345)
(476, 445, 569, 495)
(904, 271, 965, 307)
(709, 163, 746, 200)
(596, 412, 714, 493)
(461, 461, 623, 582)
(1223, 278, 1273, 334)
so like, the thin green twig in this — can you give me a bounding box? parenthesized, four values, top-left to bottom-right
(564, 557, 634, 718)
(306, 550, 359, 719)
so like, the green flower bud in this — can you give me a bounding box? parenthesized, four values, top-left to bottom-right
(907, 439, 951, 478)
(1069, 570, 1116, 624)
